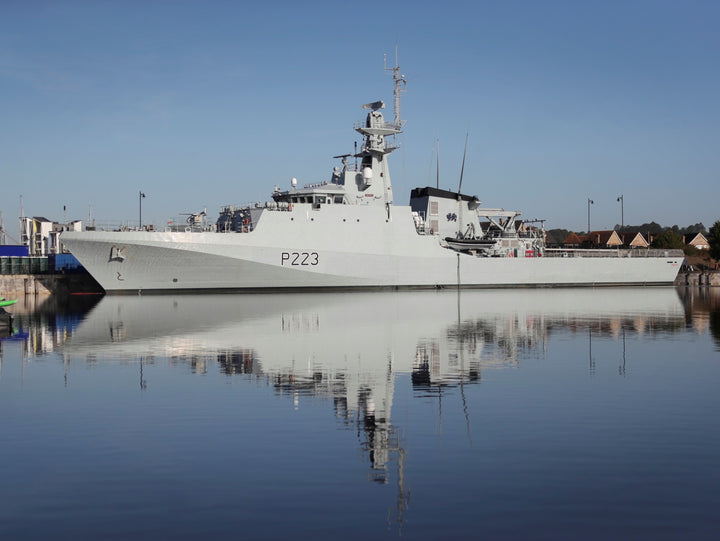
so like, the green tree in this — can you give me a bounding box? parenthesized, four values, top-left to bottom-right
(651, 230, 685, 250)
(638, 221, 664, 236)
(708, 220, 720, 260)
(546, 229, 571, 246)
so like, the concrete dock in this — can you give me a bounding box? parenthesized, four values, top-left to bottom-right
(675, 271, 720, 287)
(0, 273, 102, 296)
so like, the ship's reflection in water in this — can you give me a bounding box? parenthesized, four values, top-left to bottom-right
(4, 287, 719, 538)
(61, 290, 684, 489)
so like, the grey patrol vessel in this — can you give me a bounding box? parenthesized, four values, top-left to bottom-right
(62, 61, 682, 293)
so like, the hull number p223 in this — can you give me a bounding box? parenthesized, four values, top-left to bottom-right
(281, 252, 319, 266)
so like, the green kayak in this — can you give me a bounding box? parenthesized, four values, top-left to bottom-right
(0, 299, 18, 307)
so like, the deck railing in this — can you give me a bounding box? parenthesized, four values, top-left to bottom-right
(543, 248, 684, 258)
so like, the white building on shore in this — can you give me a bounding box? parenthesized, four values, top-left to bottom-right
(20, 217, 82, 256)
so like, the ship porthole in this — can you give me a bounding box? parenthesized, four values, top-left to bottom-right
(173, 278, 178, 283)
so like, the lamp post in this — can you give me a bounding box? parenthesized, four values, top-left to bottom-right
(139, 191, 146, 229)
(587, 198, 594, 233)
(617, 195, 624, 230)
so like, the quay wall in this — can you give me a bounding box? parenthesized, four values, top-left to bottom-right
(1, 274, 61, 296)
(674, 271, 720, 287)
(0, 274, 102, 296)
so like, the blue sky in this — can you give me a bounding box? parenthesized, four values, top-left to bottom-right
(1, 0, 719, 241)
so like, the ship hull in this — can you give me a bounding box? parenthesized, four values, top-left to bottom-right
(62, 206, 682, 293)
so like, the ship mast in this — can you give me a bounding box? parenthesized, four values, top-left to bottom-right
(354, 53, 407, 214)
(384, 47, 407, 130)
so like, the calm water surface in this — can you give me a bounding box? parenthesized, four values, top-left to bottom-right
(1, 287, 719, 540)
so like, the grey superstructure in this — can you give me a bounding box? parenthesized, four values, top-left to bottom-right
(61, 61, 682, 293)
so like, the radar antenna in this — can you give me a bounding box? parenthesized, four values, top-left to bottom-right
(384, 46, 407, 129)
(361, 100, 385, 111)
